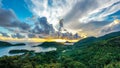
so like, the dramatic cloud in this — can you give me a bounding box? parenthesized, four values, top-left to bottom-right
(32, 17, 55, 34)
(64, 0, 120, 24)
(79, 0, 120, 23)
(0, 8, 30, 30)
(25, 0, 120, 36)
(0, 0, 120, 41)
(64, 0, 98, 23)
(64, 0, 120, 36)
(12, 21, 31, 30)
(101, 19, 120, 35)
(25, 0, 77, 27)
(0, 8, 17, 27)
(0, 32, 10, 37)
(65, 20, 111, 36)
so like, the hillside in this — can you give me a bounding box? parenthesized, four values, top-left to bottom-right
(0, 31, 120, 68)
(0, 41, 13, 47)
(13, 43, 26, 46)
(98, 31, 120, 40)
(74, 31, 120, 47)
(67, 36, 120, 68)
(74, 37, 97, 46)
(37, 42, 64, 48)
(0, 41, 25, 47)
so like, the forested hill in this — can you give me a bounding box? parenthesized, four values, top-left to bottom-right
(74, 31, 120, 47)
(0, 41, 25, 47)
(68, 36, 120, 68)
(0, 31, 120, 68)
(0, 41, 13, 47)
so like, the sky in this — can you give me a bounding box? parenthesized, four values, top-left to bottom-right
(0, 0, 120, 42)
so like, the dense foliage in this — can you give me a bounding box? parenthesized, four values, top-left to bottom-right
(13, 43, 26, 46)
(0, 31, 120, 68)
(37, 42, 64, 48)
(0, 41, 25, 47)
(9, 49, 34, 54)
(0, 41, 12, 47)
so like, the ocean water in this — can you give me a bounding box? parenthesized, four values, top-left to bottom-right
(0, 43, 56, 57)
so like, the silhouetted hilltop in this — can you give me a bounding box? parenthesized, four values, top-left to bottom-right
(74, 31, 120, 47)
(0, 41, 12, 47)
(0, 41, 25, 47)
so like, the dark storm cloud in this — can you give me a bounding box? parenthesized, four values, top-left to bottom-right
(0, 8, 17, 27)
(0, 8, 30, 30)
(12, 21, 30, 30)
(32, 25, 43, 34)
(38, 17, 54, 33)
(32, 17, 55, 34)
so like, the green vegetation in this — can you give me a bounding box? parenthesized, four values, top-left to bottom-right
(74, 37, 96, 46)
(9, 49, 34, 54)
(37, 42, 66, 51)
(0, 41, 13, 47)
(98, 31, 120, 40)
(13, 43, 26, 46)
(0, 31, 120, 68)
(69, 36, 120, 68)
(37, 42, 64, 48)
(0, 41, 25, 47)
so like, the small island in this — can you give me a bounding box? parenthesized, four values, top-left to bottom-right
(0, 41, 13, 47)
(13, 43, 26, 46)
(36, 42, 64, 48)
(0, 41, 26, 47)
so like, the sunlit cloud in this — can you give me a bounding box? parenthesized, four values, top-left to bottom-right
(25, 0, 78, 27)
(78, 0, 120, 23)
(100, 19, 120, 35)
(0, 0, 120, 42)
